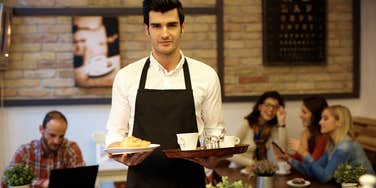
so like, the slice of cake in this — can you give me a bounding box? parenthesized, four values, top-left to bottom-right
(292, 178, 306, 184)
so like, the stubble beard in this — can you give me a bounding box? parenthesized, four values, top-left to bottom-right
(42, 135, 60, 152)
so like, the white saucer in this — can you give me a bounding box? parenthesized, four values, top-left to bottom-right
(286, 179, 311, 187)
(276, 170, 291, 175)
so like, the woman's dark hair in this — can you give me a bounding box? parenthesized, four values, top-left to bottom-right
(303, 96, 328, 153)
(42, 110, 68, 129)
(245, 91, 285, 127)
(143, 0, 185, 26)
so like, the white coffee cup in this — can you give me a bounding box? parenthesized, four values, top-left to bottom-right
(220, 136, 240, 148)
(176, 132, 199, 151)
(277, 161, 291, 173)
(87, 55, 114, 76)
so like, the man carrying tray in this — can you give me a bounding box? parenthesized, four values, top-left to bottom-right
(104, 0, 231, 187)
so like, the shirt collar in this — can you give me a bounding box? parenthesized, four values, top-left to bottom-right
(149, 51, 185, 75)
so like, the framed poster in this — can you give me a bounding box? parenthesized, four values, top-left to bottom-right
(263, 0, 326, 65)
(72, 16, 121, 87)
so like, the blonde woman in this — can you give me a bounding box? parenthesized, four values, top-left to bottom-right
(289, 105, 374, 183)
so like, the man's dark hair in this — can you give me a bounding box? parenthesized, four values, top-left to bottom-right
(143, 0, 185, 26)
(42, 110, 68, 129)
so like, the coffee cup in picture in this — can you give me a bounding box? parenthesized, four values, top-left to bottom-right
(176, 132, 198, 151)
(220, 135, 240, 148)
(87, 55, 114, 77)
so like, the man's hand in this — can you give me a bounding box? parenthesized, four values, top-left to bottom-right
(183, 155, 232, 169)
(41, 179, 49, 188)
(108, 151, 153, 166)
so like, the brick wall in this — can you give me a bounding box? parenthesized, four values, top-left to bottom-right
(223, 0, 354, 97)
(0, 0, 354, 101)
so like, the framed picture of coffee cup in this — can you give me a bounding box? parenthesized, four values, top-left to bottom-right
(72, 16, 121, 88)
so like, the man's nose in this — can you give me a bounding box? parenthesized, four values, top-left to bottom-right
(161, 26, 169, 38)
(53, 137, 61, 143)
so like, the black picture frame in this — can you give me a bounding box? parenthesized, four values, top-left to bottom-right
(262, 0, 326, 66)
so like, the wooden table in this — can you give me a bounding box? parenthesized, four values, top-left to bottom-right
(214, 161, 339, 188)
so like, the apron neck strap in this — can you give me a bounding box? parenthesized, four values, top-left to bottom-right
(139, 58, 192, 90)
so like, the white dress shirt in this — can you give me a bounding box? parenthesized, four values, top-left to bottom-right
(105, 51, 224, 146)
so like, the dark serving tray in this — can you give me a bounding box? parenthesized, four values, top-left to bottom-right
(163, 144, 249, 158)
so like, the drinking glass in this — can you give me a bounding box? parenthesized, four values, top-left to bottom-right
(203, 127, 225, 149)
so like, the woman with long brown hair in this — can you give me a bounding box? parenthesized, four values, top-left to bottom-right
(229, 91, 287, 174)
(289, 96, 328, 161)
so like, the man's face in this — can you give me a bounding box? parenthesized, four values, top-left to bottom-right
(40, 119, 67, 152)
(145, 8, 184, 58)
(73, 26, 108, 59)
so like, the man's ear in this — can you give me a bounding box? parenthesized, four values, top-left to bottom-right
(39, 125, 44, 134)
(181, 22, 185, 34)
(144, 24, 150, 36)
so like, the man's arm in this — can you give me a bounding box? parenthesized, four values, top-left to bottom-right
(201, 68, 224, 129)
(105, 71, 130, 147)
(65, 141, 85, 167)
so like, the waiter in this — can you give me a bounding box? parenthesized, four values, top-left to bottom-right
(105, 0, 225, 187)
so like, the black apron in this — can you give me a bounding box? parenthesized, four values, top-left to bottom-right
(127, 58, 205, 188)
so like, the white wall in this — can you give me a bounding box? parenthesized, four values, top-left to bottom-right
(1, 0, 375, 176)
(0, 106, 111, 168)
(360, 0, 376, 118)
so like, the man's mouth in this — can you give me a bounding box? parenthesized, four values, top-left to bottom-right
(159, 41, 172, 45)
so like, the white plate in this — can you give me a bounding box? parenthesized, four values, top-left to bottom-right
(104, 144, 160, 154)
(286, 179, 311, 187)
(276, 170, 291, 175)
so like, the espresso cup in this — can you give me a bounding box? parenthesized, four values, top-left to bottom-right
(176, 132, 198, 151)
(277, 161, 291, 173)
(220, 136, 240, 148)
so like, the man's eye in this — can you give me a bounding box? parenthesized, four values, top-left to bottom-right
(151, 24, 161, 28)
(168, 23, 178, 27)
